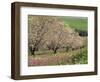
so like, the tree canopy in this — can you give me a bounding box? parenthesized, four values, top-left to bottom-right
(28, 15, 85, 55)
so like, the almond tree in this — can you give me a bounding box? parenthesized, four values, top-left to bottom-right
(64, 31, 85, 52)
(28, 15, 85, 55)
(28, 16, 60, 55)
(45, 20, 67, 54)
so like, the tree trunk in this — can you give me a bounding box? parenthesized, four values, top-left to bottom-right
(54, 49, 57, 54)
(31, 49, 35, 56)
(66, 47, 68, 52)
(29, 46, 35, 55)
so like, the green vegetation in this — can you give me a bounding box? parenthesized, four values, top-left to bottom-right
(71, 47, 88, 64)
(61, 16, 88, 32)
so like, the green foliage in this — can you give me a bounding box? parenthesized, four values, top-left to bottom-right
(71, 47, 88, 64)
(61, 16, 88, 32)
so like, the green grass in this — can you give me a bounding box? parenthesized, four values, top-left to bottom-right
(61, 16, 88, 32)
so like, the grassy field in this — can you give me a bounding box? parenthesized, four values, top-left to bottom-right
(28, 47, 87, 66)
(61, 16, 88, 32)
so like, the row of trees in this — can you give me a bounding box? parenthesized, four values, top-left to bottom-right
(28, 15, 85, 55)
